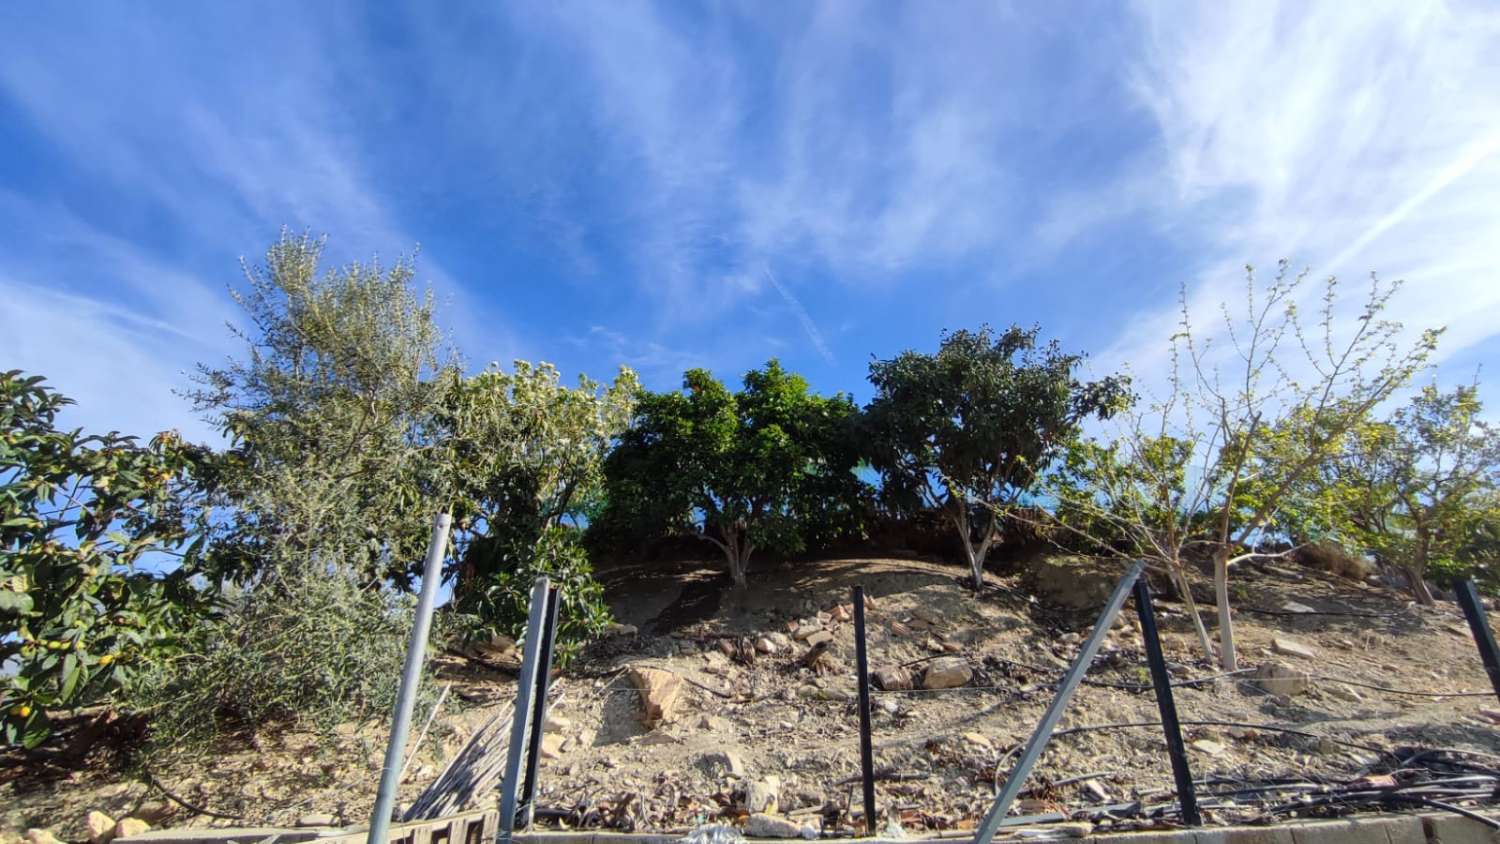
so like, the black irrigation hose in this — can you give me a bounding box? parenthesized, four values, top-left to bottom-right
(1240, 606, 1395, 619)
(991, 653, 1493, 699)
(1418, 798, 1500, 830)
(988, 654, 1254, 691)
(992, 718, 1392, 782)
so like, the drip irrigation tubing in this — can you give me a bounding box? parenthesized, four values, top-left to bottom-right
(987, 654, 1493, 699)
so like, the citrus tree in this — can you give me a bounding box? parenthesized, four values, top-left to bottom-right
(1, 371, 209, 748)
(865, 325, 1129, 590)
(596, 361, 865, 588)
(1315, 385, 1500, 603)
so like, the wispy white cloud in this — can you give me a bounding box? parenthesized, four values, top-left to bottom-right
(762, 267, 835, 366)
(502, 4, 1043, 333)
(1094, 0, 1500, 386)
(0, 6, 517, 435)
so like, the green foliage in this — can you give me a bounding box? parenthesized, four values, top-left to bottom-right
(438, 361, 637, 596)
(596, 360, 866, 587)
(865, 325, 1128, 588)
(1311, 384, 1499, 603)
(1, 371, 212, 748)
(126, 571, 419, 757)
(188, 232, 458, 588)
(451, 526, 611, 666)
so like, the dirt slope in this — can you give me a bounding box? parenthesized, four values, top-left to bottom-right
(5, 555, 1498, 840)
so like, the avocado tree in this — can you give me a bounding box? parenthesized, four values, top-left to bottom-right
(1, 371, 209, 748)
(865, 325, 1128, 591)
(597, 361, 864, 588)
(434, 360, 636, 652)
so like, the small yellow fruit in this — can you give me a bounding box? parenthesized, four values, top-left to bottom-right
(9, 704, 32, 719)
(98, 654, 115, 667)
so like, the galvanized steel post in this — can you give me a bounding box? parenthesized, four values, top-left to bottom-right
(519, 586, 561, 828)
(497, 576, 551, 844)
(973, 560, 1144, 844)
(368, 512, 452, 844)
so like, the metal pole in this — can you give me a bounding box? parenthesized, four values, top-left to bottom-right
(974, 560, 1145, 844)
(853, 586, 877, 835)
(519, 587, 561, 828)
(1133, 577, 1200, 826)
(1454, 578, 1500, 703)
(368, 512, 452, 844)
(497, 576, 550, 844)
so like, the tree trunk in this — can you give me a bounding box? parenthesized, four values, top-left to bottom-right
(966, 542, 986, 592)
(1213, 546, 1238, 671)
(1409, 529, 1435, 606)
(1408, 567, 1435, 605)
(1168, 560, 1216, 663)
(952, 503, 988, 591)
(716, 526, 751, 589)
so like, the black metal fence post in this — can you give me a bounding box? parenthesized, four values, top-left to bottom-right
(1454, 578, 1500, 703)
(852, 585, 877, 836)
(518, 586, 561, 828)
(1133, 577, 1200, 827)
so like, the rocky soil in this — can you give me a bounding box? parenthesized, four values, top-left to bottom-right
(6, 554, 1500, 841)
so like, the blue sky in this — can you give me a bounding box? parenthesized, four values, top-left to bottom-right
(3, 2, 1499, 444)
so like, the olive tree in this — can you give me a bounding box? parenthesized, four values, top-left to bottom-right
(865, 325, 1128, 591)
(187, 232, 458, 588)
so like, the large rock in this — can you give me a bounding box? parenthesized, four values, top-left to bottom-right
(1251, 661, 1311, 696)
(745, 813, 812, 839)
(1272, 637, 1317, 659)
(702, 749, 746, 778)
(873, 666, 914, 691)
(25, 830, 63, 844)
(921, 657, 973, 690)
(746, 776, 781, 813)
(465, 632, 517, 662)
(85, 811, 116, 844)
(628, 666, 684, 727)
(1026, 556, 1121, 610)
(792, 623, 823, 642)
(111, 820, 150, 841)
(802, 630, 833, 648)
(539, 733, 567, 759)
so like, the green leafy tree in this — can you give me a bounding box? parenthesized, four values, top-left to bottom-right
(865, 325, 1129, 591)
(438, 361, 638, 580)
(454, 526, 611, 665)
(436, 361, 635, 648)
(598, 361, 864, 588)
(1, 371, 210, 748)
(1317, 385, 1499, 604)
(187, 232, 458, 588)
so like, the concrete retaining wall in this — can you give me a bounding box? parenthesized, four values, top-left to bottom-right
(115, 809, 1496, 844)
